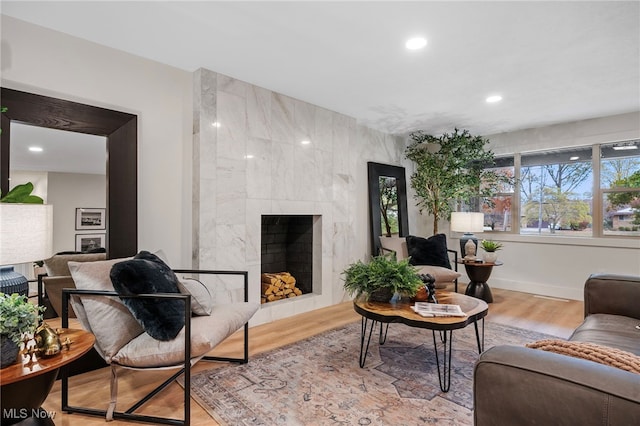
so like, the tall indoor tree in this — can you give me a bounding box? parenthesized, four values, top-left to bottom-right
(405, 128, 511, 235)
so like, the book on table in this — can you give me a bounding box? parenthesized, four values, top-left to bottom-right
(411, 302, 466, 317)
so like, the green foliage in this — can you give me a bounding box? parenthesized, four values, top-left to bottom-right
(342, 253, 423, 299)
(0, 182, 44, 204)
(480, 240, 503, 252)
(405, 128, 512, 234)
(379, 176, 399, 236)
(523, 187, 591, 232)
(0, 293, 44, 344)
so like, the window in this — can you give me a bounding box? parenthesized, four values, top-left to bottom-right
(520, 147, 593, 236)
(482, 140, 640, 239)
(481, 157, 514, 231)
(600, 141, 640, 237)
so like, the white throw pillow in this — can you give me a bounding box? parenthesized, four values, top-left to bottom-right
(177, 277, 213, 316)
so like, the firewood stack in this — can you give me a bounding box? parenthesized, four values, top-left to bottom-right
(261, 272, 303, 303)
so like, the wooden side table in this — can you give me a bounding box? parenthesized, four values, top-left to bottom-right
(457, 260, 503, 303)
(0, 327, 95, 425)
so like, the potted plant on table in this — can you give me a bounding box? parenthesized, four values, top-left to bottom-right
(480, 240, 503, 263)
(0, 293, 44, 368)
(342, 253, 423, 302)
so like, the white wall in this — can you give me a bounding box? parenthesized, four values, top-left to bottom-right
(47, 172, 106, 254)
(1, 15, 193, 267)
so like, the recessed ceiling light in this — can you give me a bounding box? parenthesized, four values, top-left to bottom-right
(405, 37, 427, 50)
(212, 122, 221, 128)
(569, 156, 580, 161)
(244, 154, 254, 159)
(300, 140, 311, 145)
(486, 95, 502, 103)
(29, 146, 43, 152)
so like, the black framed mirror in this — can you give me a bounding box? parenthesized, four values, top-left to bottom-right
(367, 162, 409, 256)
(1, 88, 138, 258)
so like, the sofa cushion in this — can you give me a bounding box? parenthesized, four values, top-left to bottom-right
(110, 251, 184, 341)
(526, 339, 640, 374)
(177, 277, 213, 316)
(406, 234, 452, 269)
(44, 253, 107, 276)
(569, 314, 640, 356)
(112, 301, 260, 368)
(68, 257, 142, 362)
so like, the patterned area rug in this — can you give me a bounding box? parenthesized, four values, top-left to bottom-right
(185, 321, 554, 425)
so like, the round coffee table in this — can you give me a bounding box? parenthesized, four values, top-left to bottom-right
(353, 291, 488, 392)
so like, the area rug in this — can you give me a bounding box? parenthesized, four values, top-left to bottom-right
(184, 321, 555, 425)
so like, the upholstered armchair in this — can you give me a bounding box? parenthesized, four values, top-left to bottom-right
(59, 252, 260, 425)
(379, 234, 461, 292)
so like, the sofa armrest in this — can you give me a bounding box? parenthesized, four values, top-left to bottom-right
(41, 275, 77, 318)
(584, 274, 640, 320)
(474, 345, 640, 426)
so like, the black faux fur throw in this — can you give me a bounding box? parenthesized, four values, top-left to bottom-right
(110, 251, 184, 341)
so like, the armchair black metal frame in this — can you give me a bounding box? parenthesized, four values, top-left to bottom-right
(60, 269, 250, 426)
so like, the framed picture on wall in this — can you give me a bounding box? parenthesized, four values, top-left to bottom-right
(75, 234, 106, 252)
(76, 208, 106, 230)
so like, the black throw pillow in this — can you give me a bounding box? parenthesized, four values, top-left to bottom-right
(405, 234, 452, 269)
(110, 251, 185, 341)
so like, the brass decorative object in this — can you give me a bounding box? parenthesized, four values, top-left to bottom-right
(33, 322, 62, 357)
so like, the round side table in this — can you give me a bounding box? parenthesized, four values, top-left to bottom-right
(457, 260, 503, 303)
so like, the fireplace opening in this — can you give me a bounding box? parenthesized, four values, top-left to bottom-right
(261, 215, 313, 304)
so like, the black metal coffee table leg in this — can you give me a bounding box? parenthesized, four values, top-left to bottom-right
(432, 329, 453, 392)
(473, 318, 485, 353)
(359, 317, 375, 368)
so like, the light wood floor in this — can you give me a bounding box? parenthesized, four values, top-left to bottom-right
(40, 287, 584, 425)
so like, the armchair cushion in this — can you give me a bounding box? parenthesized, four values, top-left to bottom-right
(415, 265, 461, 284)
(110, 251, 184, 341)
(69, 257, 143, 362)
(406, 234, 452, 269)
(113, 302, 259, 368)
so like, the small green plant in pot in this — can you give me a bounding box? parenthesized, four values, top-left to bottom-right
(342, 253, 423, 302)
(0, 293, 44, 368)
(480, 240, 503, 263)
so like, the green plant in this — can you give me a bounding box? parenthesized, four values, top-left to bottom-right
(405, 128, 514, 234)
(0, 182, 44, 204)
(480, 240, 503, 252)
(0, 293, 44, 344)
(342, 253, 423, 299)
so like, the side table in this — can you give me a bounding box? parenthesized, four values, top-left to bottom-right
(0, 327, 95, 425)
(457, 260, 503, 303)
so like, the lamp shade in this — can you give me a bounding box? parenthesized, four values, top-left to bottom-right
(450, 212, 484, 233)
(0, 204, 53, 265)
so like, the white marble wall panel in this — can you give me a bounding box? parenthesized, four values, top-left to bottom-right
(271, 93, 295, 143)
(217, 91, 247, 161)
(294, 99, 316, 143)
(271, 141, 295, 200)
(314, 107, 334, 152)
(246, 137, 272, 200)
(247, 86, 271, 140)
(193, 69, 406, 324)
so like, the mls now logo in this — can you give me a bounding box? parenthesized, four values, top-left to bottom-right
(2, 408, 56, 421)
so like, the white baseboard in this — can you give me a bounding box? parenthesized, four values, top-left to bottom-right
(488, 277, 583, 301)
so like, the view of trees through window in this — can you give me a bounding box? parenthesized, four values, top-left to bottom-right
(482, 140, 640, 238)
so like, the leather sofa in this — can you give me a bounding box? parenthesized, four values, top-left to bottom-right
(474, 274, 640, 425)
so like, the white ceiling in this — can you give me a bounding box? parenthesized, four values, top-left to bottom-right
(2, 1, 639, 141)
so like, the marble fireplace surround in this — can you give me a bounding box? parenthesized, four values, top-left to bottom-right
(192, 68, 406, 326)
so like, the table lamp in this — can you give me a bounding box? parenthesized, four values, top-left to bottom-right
(0, 203, 53, 296)
(450, 212, 484, 259)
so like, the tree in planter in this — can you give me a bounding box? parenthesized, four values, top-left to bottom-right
(405, 128, 512, 234)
